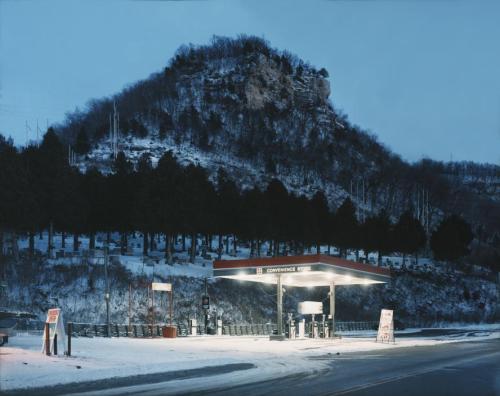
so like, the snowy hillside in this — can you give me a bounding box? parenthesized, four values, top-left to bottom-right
(3, 233, 498, 327)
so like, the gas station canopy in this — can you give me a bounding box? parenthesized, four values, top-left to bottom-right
(213, 254, 391, 287)
(213, 255, 391, 340)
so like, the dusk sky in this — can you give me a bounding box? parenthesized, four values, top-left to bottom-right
(1, 0, 499, 164)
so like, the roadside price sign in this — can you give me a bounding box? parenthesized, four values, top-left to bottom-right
(47, 308, 59, 323)
(376, 309, 395, 344)
(42, 308, 67, 355)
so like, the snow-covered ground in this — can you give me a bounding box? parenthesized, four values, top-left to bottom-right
(2, 328, 499, 393)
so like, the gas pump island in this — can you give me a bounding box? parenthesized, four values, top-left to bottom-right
(213, 254, 391, 340)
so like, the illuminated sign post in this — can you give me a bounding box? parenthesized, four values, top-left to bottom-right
(298, 301, 323, 315)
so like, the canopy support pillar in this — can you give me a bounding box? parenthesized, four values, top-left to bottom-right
(330, 282, 336, 338)
(270, 274, 285, 340)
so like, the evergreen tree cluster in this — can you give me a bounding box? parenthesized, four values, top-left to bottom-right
(0, 131, 474, 266)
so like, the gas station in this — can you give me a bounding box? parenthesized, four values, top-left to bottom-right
(213, 254, 391, 340)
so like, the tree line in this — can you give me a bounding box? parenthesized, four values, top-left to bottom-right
(0, 130, 473, 265)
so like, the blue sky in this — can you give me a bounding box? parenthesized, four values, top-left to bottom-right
(1, 0, 499, 163)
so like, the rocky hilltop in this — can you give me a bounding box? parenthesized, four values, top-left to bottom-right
(57, 35, 500, 253)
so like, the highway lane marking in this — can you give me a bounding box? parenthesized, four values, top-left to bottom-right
(309, 354, 385, 360)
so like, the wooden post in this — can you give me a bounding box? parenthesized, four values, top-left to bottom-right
(67, 322, 72, 356)
(147, 286, 150, 328)
(45, 322, 50, 356)
(169, 290, 173, 325)
(128, 283, 132, 333)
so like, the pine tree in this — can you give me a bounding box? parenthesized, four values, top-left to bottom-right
(361, 209, 393, 266)
(110, 152, 134, 254)
(134, 153, 154, 256)
(75, 127, 91, 155)
(310, 191, 329, 254)
(215, 169, 241, 258)
(39, 128, 69, 255)
(430, 215, 473, 262)
(264, 179, 289, 256)
(153, 151, 183, 263)
(393, 210, 426, 265)
(332, 198, 358, 258)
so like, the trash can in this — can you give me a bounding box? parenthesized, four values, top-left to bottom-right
(207, 327, 216, 335)
(162, 325, 177, 338)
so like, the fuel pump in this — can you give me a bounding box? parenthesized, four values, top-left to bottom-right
(287, 313, 296, 339)
(322, 314, 327, 338)
(298, 318, 305, 338)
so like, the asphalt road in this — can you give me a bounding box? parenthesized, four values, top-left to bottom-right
(187, 338, 500, 396)
(5, 338, 499, 396)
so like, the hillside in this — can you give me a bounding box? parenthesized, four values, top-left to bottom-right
(4, 234, 498, 327)
(56, 36, 499, 247)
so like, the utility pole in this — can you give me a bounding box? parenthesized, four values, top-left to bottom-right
(356, 179, 359, 221)
(426, 189, 430, 235)
(169, 279, 173, 326)
(362, 178, 365, 223)
(104, 246, 111, 337)
(204, 278, 208, 334)
(128, 283, 132, 332)
(110, 101, 120, 159)
(416, 187, 420, 222)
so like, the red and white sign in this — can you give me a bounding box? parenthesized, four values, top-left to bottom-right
(376, 309, 395, 343)
(42, 308, 67, 355)
(47, 308, 59, 323)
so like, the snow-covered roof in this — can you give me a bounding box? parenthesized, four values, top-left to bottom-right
(213, 254, 390, 287)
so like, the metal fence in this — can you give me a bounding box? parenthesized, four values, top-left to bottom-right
(335, 321, 378, 332)
(14, 320, 378, 338)
(222, 324, 277, 336)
